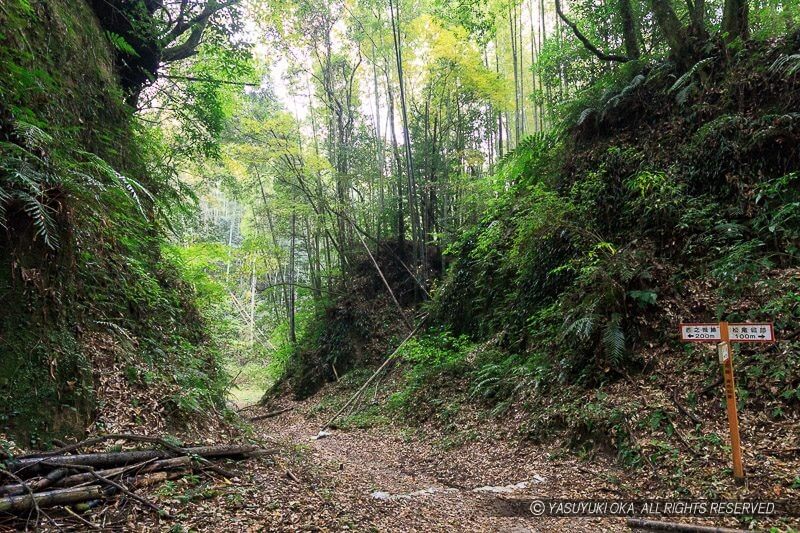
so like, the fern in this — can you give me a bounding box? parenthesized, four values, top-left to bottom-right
(769, 54, 800, 78)
(17, 190, 59, 248)
(643, 61, 675, 87)
(0, 120, 155, 250)
(77, 151, 154, 217)
(562, 313, 597, 342)
(602, 313, 626, 368)
(0, 184, 9, 228)
(577, 107, 597, 127)
(95, 320, 135, 343)
(14, 120, 53, 150)
(602, 74, 646, 118)
(669, 57, 715, 101)
(675, 85, 695, 106)
(105, 31, 140, 57)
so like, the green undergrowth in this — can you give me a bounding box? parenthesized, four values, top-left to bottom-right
(0, 0, 227, 444)
(426, 33, 800, 409)
(267, 240, 420, 402)
(323, 34, 800, 478)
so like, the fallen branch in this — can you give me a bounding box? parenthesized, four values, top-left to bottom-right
(0, 468, 70, 496)
(130, 471, 183, 488)
(57, 463, 171, 519)
(761, 446, 800, 456)
(627, 517, 747, 532)
(8, 444, 262, 476)
(0, 466, 45, 527)
(53, 457, 189, 489)
(665, 416, 702, 458)
(671, 389, 703, 426)
(249, 407, 294, 421)
(320, 319, 425, 433)
(354, 228, 413, 330)
(63, 505, 101, 530)
(18, 433, 189, 458)
(0, 486, 104, 513)
(697, 377, 724, 397)
(0, 436, 265, 524)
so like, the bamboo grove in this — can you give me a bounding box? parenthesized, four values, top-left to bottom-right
(155, 0, 799, 379)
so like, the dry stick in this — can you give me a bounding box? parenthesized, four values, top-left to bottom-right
(372, 369, 387, 403)
(665, 415, 702, 458)
(10, 444, 260, 478)
(697, 377, 724, 397)
(194, 458, 237, 480)
(130, 471, 183, 488)
(249, 407, 294, 421)
(354, 229, 413, 330)
(0, 486, 104, 514)
(335, 207, 430, 299)
(321, 320, 425, 432)
(63, 505, 101, 530)
(0, 467, 42, 527)
(19, 434, 187, 459)
(52, 463, 172, 520)
(89, 471, 170, 520)
(761, 446, 800, 456)
(671, 388, 703, 426)
(0, 468, 70, 496)
(627, 518, 747, 533)
(58, 457, 185, 489)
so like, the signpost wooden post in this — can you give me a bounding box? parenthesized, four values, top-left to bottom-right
(679, 321, 775, 484)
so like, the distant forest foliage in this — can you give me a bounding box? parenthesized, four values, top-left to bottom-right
(1, 0, 799, 441)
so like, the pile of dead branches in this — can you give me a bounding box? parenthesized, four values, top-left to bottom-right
(0, 433, 269, 528)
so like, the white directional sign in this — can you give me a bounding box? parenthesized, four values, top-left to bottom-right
(680, 323, 723, 342)
(728, 323, 774, 343)
(679, 319, 776, 484)
(680, 322, 775, 343)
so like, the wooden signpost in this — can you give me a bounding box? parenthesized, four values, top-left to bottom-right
(679, 321, 775, 483)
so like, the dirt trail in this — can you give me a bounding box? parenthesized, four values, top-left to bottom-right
(240, 400, 636, 532)
(122, 397, 764, 532)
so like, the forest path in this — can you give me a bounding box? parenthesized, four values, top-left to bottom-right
(242, 399, 631, 532)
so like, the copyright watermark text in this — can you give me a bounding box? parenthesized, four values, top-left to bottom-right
(492, 499, 799, 518)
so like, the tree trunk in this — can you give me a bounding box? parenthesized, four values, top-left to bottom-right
(649, 0, 692, 67)
(288, 210, 296, 344)
(518, 1, 526, 136)
(619, 0, 641, 59)
(721, 0, 749, 42)
(371, 45, 386, 241)
(249, 261, 256, 347)
(510, 4, 521, 147)
(385, 68, 405, 244)
(389, 0, 421, 268)
(495, 44, 504, 156)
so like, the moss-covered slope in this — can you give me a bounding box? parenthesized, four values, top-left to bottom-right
(0, 0, 224, 444)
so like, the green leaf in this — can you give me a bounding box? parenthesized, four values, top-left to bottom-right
(105, 31, 140, 57)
